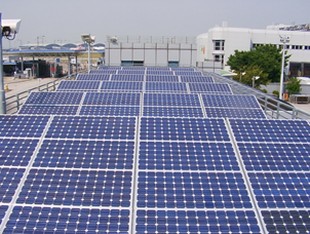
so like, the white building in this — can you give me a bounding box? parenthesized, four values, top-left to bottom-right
(196, 24, 310, 77)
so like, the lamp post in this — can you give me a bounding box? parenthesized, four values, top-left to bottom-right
(0, 14, 5, 114)
(279, 35, 290, 100)
(81, 34, 95, 73)
(252, 76, 260, 88)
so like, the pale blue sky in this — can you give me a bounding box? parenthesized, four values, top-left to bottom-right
(1, 0, 310, 47)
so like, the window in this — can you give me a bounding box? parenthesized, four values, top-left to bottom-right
(213, 40, 225, 50)
(291, 45, 303, 50)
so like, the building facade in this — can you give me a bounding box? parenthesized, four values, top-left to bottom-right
(196, 24, 310, 77)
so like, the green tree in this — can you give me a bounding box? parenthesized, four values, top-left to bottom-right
(227, 44, 289, 83)
(285, 77, 301, 95)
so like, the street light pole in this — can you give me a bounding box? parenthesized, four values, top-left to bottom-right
(87, 42, 91, 73)
(279, 35, 290, 100)
(81, 34, 95, 74)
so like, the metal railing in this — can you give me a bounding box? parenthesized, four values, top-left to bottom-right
(209, 72, 310, 120)
(5, 74, 76, 114)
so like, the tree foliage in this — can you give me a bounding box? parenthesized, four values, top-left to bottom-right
(227, 44, 289, 84)
(285, 77, 301, 95)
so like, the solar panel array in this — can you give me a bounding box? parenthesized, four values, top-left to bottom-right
(0, 66, 309, 233)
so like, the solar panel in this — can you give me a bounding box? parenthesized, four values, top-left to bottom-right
(83, 92, 140, 106)
(80, 106, 140, 116)
(100, 81, 143, 92)
(76, 73, 111, 80)
(180, 76, 214, 83)
(111, 74, 144, 81)
(140, 117, 230, 141)
(5, 207, 130, 233)
(206, 107, 266, 118)
(146, 70, 174, 76)
(34, 140, 134, 169)
(144, 93, 200, 106)
(57, 81, 101, 91)
(143, 106, 203, 117)
(146, 75, 179, 82)
(174, 71, 203, 76)
(189, 83, 232, 94)
(46, 116, 136, 139)
(146, 82, 187, 93)
(19, 105, 79, 115)
(0, 115, 49, 138)
(229, 119, 310, 142)
(25, 92, 83, 105)
(117, 70, 145, 75)
(0, 168, 25, 203)
(202, 94, 261, 108)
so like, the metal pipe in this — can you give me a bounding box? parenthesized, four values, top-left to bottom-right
(0, 13, 6, 114)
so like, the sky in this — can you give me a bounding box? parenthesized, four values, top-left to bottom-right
(1, 0, 310, 48)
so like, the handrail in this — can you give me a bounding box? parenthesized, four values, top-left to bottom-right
(5, 74, 76, 114)
(208, 72, 310, 120)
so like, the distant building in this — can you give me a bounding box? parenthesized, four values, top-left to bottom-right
(196, 23, 310, 77)
(105, 36, 196, 67)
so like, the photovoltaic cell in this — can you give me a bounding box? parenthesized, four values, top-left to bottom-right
(139, 142, 239, 170)
(238, 142, 310, 171)
(46, 116, 136, 139)
(174, 71, 203, 76)
(249, 172, 310, 208)
(0, 206, 8, 226)
(137, 172, 252, 208)
(136, 210, 260, 234)
(83, 92, 140, 106)
(17, 169, 132, 207)
(25, 92, 83, 105)
(146, 70, 174, 76)
(206, 108, 266, 118)
(0, 115, 49, 138)
(202, 94, 260, 108)
(143, 106, 203, 117)
(100, 81, 143, 92)
(80, 106, 140, 116)
(19, 105, 79, 115)
(0, 139, 39, 166)
(117, 70, 145, 75)
(34, 140, 134, 169)
(189, 83, 232, 94)
(57, 81, 101, 90)
(146, 75, 179, 82)
(262, 210, 310, 234)
(0, 168, 25, 203)
(230, 119, 310, 142)
(5, 206, 130, 233)
(140, 117, 229, 141)
(144, 93, 200, 107)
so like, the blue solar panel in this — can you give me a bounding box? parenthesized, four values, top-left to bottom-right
(0, 168, 25, 203)
(17, 169, 132, 206)
(46, 116, 136, 139)
(171, 67, 195, 71)
(206, 108, 266, 118)
(140, 118, 229, 141)
(0, 206, 8, 226)
(146, 70, 174, 76)
(19, 105, 79, 115)
(174, 71, 203, 76)
(83, 92, 140, 105)
(146, 67, 171, 71)
(0, 139, 39, 166)
(25, 92, 83, 105)
(144, 93, 200, 106)
(249, 172, 310, 208)
(100, 81, 143, 92)
(146, 75, 179, 82)
(5, 206, 130, 233)
(238, 143, 310, 171)
(34, 140, 134, 169)
(111, 74, 144, 81)
(136, 210, 260, 233)
(137, 172, 252, 208)
(203, 94, 261, 108)
(80, 106, 140, 116)
(262, 210, 310, 234)
(146, 82, 187, 93)
(230, 119, 310, 142)
(143, 106, 203, 117)
(189, 83, 232, 94)
(0, 115, 49, 138)
(90, 69, 117, 74)
(139, 142, 239, 170)
(180, 76, 214, 83)
(76, 73, 111, 80)
(117, 70, 145, 75)
(57, 81, 101, 90)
